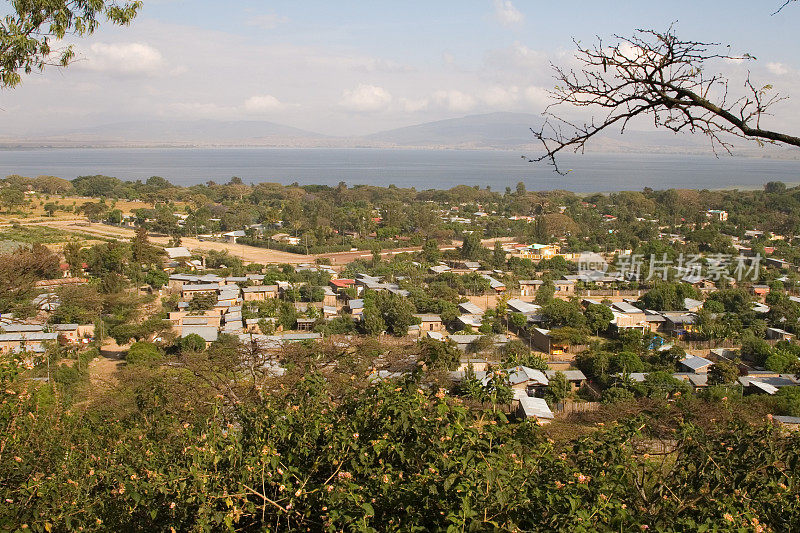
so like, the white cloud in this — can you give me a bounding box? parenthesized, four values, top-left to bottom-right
(767, 62, 789, 75)
(432, 90, 476, 112)
(400, 97, 430, 113)
(244, 94, 284, 112)
(247, 13, 289, 30)
(482, 85, 519, 107)
(79, 42, 166, 75)
(493, 0, 524, 27)
(523, 85, 551, 106)
(340, 84, 392, 112)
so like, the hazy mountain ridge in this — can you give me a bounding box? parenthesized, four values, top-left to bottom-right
(0, 112, 795, 158)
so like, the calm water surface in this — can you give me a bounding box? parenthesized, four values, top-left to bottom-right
(1, 148, 799, 192)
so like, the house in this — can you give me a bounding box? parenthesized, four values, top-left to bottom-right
(518, 243, 560, 261)
(488, 366, 549, 392)
(513, 390, 554, 423)
(531, 327, 569, 356)
(217, 288, 241, 306)
(322, 287, 338, 307)
(750, 285, 771, 300)
(706, 209, 729, 222)
(683, 298, 704, 312)
(164, 247, 192, 260)
(347, 299, 365, 317)
(739, 375, 800, 393)
(414, 314, 444, 333)
(181, 326, 219, 346)
(662, 313, 698, 336)
(271, 233, 301, 246)
(296, 318, 316, 332)
(752, 302, 771, 314)
(454, 261, 482, 271)
(672, 373, 710, 392)
(53, 323, 95, 343)
(456, 314, 484, 329)
(169, 274, 200, 290)
(773, 415, 800, 429)
(767, 327, 795, 342)
(481, 275, 506, 293)
(643, 310, 667, 332)
(242, 285, 278, 302)
(222, 230, 246, 244)
(610, 303, 648, 331)
(181, 283, 220, 299)
(448, 334, 509, 352)
(330, 279, 356, 293)
(0, 332, 59, 354)
(458, 302, 484, 315)
(518, 280, 544, 297)
(545, 369, 587, 391)
(506, 299, 541, 315)
(429, 264, 451, 275)
(1, 324, 44, 334)
(553, 279, 576, 296)
(679, 355, 714, 374)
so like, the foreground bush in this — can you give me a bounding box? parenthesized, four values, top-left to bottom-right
(1, 372, 799, 531)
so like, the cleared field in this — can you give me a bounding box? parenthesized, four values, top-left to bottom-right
(38, 220, 314, 264)
(0, 196, 179, 224)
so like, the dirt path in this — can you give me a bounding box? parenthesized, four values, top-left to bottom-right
(88, 338, 127, 391)
(36, 220, 314, 264)
(29, 219, 432, 266)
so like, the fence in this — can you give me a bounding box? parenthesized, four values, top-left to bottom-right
(553, 401, 600, 415)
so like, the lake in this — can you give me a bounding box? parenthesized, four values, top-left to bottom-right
(1, 147, 799, 192)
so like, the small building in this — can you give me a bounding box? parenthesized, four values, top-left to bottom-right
(706, 209, 729, 222)
(330, 279, 356, 293)
(513, 390, 554, 423)
(458, 302, 484, 315)
(223, 230, 246, 244)
(181, 283, 221, 299)
(181, 326, 219, 346)
(679, 355, 714, 374)
(296, 318, 316, 332)
(481, 274, 506, 293)
(414, 314, 444, 333)
(347, 299, 364, 318)
(506, 299, 540, 315)
(530, 327, 569, 356)
(429, 264, 451, 275)
(242, 285, 278, 302)
(164, 247, 192, 260)
(518, 280, 544, 297)
(545, 369, 587, 391)
(553, 279, 576, 296)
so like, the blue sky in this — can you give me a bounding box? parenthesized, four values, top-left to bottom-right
(1, 0, 799, 137)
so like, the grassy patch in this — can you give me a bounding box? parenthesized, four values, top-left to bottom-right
(0, 225, 104, 248)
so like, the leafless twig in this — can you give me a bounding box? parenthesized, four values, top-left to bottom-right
(531, 25, 799, 173)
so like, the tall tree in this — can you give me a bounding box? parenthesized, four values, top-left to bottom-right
(1, 0, 142, 88)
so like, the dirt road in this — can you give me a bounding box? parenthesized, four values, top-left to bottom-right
(36, 220, 315, 264)
(30, 219, 435, 266)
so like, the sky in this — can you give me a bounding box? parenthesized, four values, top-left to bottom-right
(1, 0, 799, 137)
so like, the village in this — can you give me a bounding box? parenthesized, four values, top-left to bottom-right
(3, 194, 800, 427)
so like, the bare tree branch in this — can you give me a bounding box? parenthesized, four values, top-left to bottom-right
(773, 0, 796, 15)
(531, 25, 800, 174)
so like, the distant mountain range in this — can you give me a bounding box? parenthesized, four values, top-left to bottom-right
(0, 112, 795, 158)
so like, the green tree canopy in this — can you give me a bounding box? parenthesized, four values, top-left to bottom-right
(1, 0, 142, 88)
